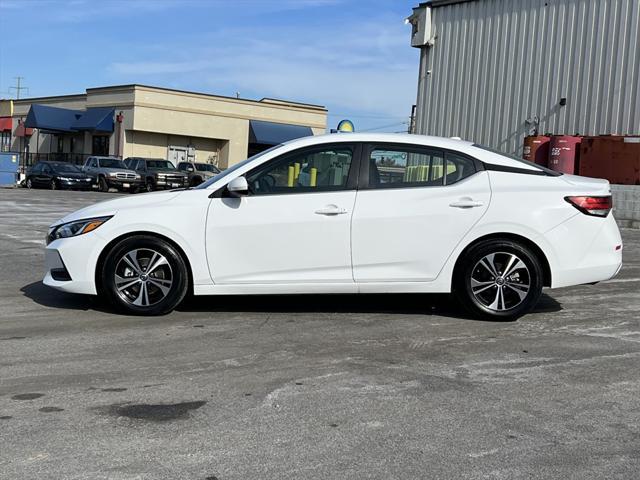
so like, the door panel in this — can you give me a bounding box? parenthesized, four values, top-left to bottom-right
(207, 192, 356, 284)
(352, 145, 491, 283)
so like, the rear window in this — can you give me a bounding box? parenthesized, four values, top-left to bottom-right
(472, 144, 562, 176)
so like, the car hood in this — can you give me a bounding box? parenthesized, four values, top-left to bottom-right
(51, 190, 182, 227)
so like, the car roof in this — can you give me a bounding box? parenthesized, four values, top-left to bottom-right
(279, 133, 539, 171)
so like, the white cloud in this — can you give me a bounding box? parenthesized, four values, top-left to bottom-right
(107, 17, 418, 122)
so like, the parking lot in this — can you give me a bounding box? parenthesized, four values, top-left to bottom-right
(0, 187, 639, 479)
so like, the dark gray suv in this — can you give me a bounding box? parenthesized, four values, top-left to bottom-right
(82, 156, 143, 193)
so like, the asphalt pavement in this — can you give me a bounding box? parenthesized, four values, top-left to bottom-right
(1, 188, 639, 480)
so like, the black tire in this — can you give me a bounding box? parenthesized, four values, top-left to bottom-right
(190, 176, 202, 187)
(145, 179, 155, 192)
(100, 235, 189, 315)
(98, 176, 109, 192)
(50, 179, 57, 190)
(454, 239, 543, 321)
(26, 178, 33, 189)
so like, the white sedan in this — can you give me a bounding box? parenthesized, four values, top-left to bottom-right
(43, 133, 622, 320)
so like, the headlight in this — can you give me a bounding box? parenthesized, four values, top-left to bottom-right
(59, 177, 71, 181)
(47, 216, 112, 244)
(108, 172, 118, 178)
(135, 174, 142, 180)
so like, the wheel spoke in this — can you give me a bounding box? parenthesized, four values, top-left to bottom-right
(123, 251, 143, 274)
(149, 279, 171, 296)
(133, 282, 149, 306)
(479, 255, 499, 277)
(504, 255, 526, 277)
(115, 274, 141, 292)
(505, 283, 528, 301)
(146, 253, 168, 274)
(488, 286, 502, 310)
(471, 278, 495, 294)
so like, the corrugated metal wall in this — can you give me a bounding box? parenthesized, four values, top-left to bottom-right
(414, 0, 640, 155)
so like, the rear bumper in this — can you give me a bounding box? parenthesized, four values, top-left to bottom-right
(546, 213, 623, 288)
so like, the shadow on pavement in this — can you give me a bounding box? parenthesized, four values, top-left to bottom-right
(20, 281, 101, 312)
(21, 281, 562, 322)
(177, 292, 562, 322)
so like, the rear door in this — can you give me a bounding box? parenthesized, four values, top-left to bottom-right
(351, 143, 491, 283)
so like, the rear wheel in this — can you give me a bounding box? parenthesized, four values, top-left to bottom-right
(145, 180, 155, 192)
(100, 235, 189, 315)
(454, 239, 543, 320)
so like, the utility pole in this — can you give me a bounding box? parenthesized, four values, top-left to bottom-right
(9, 77, 29, 99)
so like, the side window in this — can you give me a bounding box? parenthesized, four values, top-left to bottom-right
(369, 147, 444, 188)
(445, 152, 476, 184)
(177, 163, 186, 171)
(246, 146, 354, 195)
(135, 160, 144, 170)
(32, 164, 43, 174)
(43, 164, 52, 174)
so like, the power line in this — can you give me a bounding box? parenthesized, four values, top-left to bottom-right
(9, 77, 29, 99)
(360, 121, 410, 132)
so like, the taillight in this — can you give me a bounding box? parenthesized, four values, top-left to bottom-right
(565, 195, 612, 217)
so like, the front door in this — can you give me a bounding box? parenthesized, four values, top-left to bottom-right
(206, 144, 359, 285)
(351, 144, 491, 282)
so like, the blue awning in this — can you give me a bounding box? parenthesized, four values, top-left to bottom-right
(249, 120, 312, 145)
(24, 104, 114, 133)
(25, 104, 83, 133)
(72, 107, 114, 132)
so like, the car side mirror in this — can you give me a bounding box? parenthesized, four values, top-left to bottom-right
(226, 176, 249, 197)
(187, 166, 194, 172)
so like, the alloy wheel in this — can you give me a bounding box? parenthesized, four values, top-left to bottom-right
(470, 252, 531, 312)
(114, 248, 173, 307)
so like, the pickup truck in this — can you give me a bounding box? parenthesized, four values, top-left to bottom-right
(177, 161, 221, 186)
(82, 156, 143, 193)
(124, 157, 189, 192)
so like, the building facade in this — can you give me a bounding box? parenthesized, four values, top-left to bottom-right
(408, 0, 640, 154)
(0, 84, 327, 169)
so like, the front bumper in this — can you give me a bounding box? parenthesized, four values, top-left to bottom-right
(106, 178, 143, 189)
(156, 178, 189, 189)
(43, 232, 107, 295)
(59, 179, 94, 189)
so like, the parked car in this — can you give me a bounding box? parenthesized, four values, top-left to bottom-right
(82, 156, 143, 193)
(43, 133, 622, 319)
(124, 157, 189, 191)
(177, 161, 221, 186)
(26, 161, 94, 190)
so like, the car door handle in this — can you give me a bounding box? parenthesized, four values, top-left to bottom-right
(450, 198, 484, 208)
(315, 205, 348, 216)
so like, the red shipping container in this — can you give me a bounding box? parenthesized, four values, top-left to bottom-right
(549, 135, 581, 174)
(579, 136, 640, 185)
(523, 135, 550, 167)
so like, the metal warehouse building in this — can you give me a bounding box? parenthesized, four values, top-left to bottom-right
(408, 0, 640, 154)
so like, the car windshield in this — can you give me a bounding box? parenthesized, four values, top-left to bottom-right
(195, 145, 282, 189)
(51, 163, 82, 173)
(195, 163, 219, 172)
(472, 143, 562, 176)
(146, 160, 174, 170)
(99, 158, 127, 169)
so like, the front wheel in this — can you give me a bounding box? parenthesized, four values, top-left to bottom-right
(26, 178, 33, 189)
(49, 179, 57, 190)
(98, 177, 109, 192)
(100, 235, 189, 315)
(145, 180, 154, 192)
(454, 239, 543, 320)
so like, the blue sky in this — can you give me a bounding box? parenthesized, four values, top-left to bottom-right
(0, 0, 419, 132)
